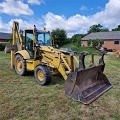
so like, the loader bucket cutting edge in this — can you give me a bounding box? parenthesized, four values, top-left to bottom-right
(64, 64, 112, 105)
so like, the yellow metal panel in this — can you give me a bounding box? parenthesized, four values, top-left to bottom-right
(40, 46, 54, 52)
(11, 50, 16, 69)
(26, 60, 40, 71)
(41, 51, 68, 80)
(15, 50, 30, 59)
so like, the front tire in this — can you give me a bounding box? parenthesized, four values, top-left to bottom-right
(14, 54, 26, 75)
(34, 65, 52, 85)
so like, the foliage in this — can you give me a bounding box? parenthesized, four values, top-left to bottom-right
(75, 37, 81, 47)
(71, 34, 81, 46)
(61, 43, 99, 54)
(99, 40, 104, 47)
(0, 43, 5, 51)
(87, 24, 109, 34)
(79, 34, 86, 38)
(0, 37, 12, 51)
(0, 43, 10, 51)
(112, 25, 120, 31)
(51, 28, 67, 47)
(100, 28, 109, 32)
(91, 39, 100, 48)
(65, 37, 71, 44)
(87, 24, 102, 34)
(87, 39, 92, 46)
(0, 34, 12, 51)
(87, 39, 103, 48)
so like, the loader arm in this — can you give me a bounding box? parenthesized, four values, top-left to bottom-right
(40, 46, 79, 80)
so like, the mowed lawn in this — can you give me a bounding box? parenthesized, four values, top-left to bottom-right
(0, 51, 120, 120)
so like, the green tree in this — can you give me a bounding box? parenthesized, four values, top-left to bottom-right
(87, 24, 102, 34)
(71, 34, 81, 46)
(91, 39, 101, 48)
(51, 28, 67, 47)
(112, 25, 120, 31)
(87, 24, 109, 34)
(87, 39, 92, 46)
(100, 28, 109, 32)
(65, 38, 71, 44)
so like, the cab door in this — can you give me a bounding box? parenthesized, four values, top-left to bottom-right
(25, 30, 34, 58)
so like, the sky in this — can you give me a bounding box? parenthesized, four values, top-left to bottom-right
(0, 0, 120, 37)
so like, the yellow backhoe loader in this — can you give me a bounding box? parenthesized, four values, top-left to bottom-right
(10, 21, 112, 104)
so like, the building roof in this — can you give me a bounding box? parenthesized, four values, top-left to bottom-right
(82, 31, 120, 41)
(0, 32, 11, 40)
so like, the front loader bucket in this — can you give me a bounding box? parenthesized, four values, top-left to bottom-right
(64, 53, 112, 105)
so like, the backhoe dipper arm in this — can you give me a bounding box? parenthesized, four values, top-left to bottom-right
(11, 21, 23, 69)
(12, 21, 23, 51)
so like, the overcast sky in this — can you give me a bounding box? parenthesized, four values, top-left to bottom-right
(0, 0, 120, 37)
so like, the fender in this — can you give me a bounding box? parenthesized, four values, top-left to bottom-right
(15, 50, 30, 59)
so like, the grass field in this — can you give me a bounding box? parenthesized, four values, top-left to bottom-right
(0, 51, 120, 120)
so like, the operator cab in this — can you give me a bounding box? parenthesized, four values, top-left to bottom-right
(24, 29, 51, 58)
(35, 30, 51, 46)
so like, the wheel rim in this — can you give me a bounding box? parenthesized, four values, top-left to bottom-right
(16, 58, 22, 72)
(37, 70, 44, 81)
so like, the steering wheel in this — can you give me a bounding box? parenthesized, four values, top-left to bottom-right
(37, 40, 44, 46)
(38, 40, 44, 44)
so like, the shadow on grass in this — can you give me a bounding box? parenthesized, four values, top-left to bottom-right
(51, 73, 64, 85)
(26, 71, 34, 76)
(24, 71, 65, 85)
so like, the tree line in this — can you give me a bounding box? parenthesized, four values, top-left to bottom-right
(51, 24, 120, 47)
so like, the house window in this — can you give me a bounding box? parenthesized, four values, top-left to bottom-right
(114, 41, 119, 45)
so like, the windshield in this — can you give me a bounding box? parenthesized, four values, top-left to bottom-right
(37, 32, 51, 46)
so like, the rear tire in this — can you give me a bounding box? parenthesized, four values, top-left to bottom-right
(34, 65, 52, 86)
(14, 54, 26, 75)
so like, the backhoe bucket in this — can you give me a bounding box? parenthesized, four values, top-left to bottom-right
(64, 53, 112, 105)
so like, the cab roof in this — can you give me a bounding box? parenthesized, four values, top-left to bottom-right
(25, 29, 49, 33)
